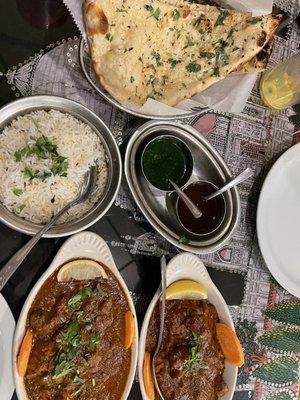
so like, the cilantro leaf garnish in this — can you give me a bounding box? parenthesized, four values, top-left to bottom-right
(151, 50, 162, 66)
(246, 17, 262, 24)
(200, 51, 215, 59)
(186, 61, 201, 73)
(15, 134, 69, 180)
(172, 9, 180, 21)
(50, 155, 68, 177)
(168, 57, 181, 68)
(212, 66, 220, 77)
(178, 235, 190, 244)
(105, 32, 113, 41)
(185, 36, 196, 47)
(182, 332, 208, 371)
(13, 188, 23, 196)
(144, 5, 161, 20)
(68, 287, 94, 308)
(214, 10, 229, 27)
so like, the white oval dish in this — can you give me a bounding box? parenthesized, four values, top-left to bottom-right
(0, 294, 15, 400)
(138, 252, 237, 400)
(13, 231, 138, 400)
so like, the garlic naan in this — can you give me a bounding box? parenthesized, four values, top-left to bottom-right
(83, 0, 281, 106)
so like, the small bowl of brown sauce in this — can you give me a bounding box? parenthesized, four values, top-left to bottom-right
(141, 135, 193, 192)
(176, 181, 226, 236)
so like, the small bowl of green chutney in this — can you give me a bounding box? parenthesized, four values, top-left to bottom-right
(141, 136, 193, 192)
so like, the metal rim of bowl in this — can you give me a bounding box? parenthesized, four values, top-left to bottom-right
(140, 134, 194, 192)
(0, 95, 122, 238)
(175, 180, 227, 237)
(79, 38, 209, 121)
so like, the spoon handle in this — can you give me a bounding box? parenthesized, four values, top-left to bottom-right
(152, 255, 167, 400)
(169, 179, 202, 218)
(205, 168, 253, 201)
(0, 201, 72, 292)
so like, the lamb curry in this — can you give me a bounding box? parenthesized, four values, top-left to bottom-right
(17, 261, 133, 400)
(146, 299, 228, 400)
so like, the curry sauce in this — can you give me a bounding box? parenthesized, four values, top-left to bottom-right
(146, 299, 228, 400)
(23, 263, 131, 400)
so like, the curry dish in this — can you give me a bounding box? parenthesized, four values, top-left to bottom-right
(146, 299, 227, 400)
(21, 262, 132, 400)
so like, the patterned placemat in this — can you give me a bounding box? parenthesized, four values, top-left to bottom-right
(3, 1, 300, 397)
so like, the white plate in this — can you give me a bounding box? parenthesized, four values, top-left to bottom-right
(13, 231, 138, 400)
(257, 143, 300, 297)
(138, 252, 237, 400)
(0, 294, 15, 400)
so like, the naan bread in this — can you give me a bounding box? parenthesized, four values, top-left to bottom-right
(83, 0, 281, 106)
(233, 38, 274, 74)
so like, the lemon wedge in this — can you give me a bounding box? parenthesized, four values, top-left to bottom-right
(57, 259, 108, 282)
(165, 279, 207, 300)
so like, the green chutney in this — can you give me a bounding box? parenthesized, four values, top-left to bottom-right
(142, 137, 191, 191)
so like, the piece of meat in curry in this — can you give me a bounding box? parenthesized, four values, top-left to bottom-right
(23, 264, 131, 400)
(146, 299, 228, 400)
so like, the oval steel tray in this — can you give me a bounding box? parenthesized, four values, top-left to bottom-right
(124, 121, 240, 254)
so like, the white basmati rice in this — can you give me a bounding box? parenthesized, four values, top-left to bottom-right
(0, 109, 108, 224)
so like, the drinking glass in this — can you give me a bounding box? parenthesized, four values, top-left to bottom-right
(259, 53, 300, 110)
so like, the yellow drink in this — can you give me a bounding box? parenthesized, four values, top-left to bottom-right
(259, 54, 300, 110)
(260, 73, 296, 109)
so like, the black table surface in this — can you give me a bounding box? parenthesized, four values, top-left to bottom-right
(0, 1, 249, 399)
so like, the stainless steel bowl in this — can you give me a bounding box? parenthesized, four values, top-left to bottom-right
(175, 180, 226, 236)
(0, 95, 122, 237)
(79, 38, 208, 121)
(140, 134, 194, 192)
(125, 120, 240, 254)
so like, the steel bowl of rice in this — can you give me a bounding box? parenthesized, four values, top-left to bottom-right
(0, 95, 121, 237)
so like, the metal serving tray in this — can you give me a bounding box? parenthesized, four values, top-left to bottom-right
(124, 121, 240, 254)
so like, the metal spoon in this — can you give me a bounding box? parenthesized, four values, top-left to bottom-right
(0, 167, 96, 291)
(169, 179, 202, 218)
(204, 168, 253, 201)
(152, 255, 167, 400)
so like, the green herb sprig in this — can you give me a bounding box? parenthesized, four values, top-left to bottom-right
(212, 66, 220, 77)
(15, 134, 69, 181)
(186, 61, 201, 73)
(182, 332, 208, 371)
(178, 235, 190, 245)
(144, 5, 161, 20)
(172, 9, 180, 21)
(15, 135, 57, 161)
(53, 285, 108, 389)
(13, 188, 23, 196)
(105, 32, 113, 41)
(151, 50, 162, 67)
(68, 285, 107, 309)
(214, 10, 229, 27)
(200, 51, 215, 60)
(168, 57, 181, 69)
(68, 287, 94, 308)
(214, 40, 228, 61)
(246, 17, 262, 24)
(185, 36, 196, 47)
